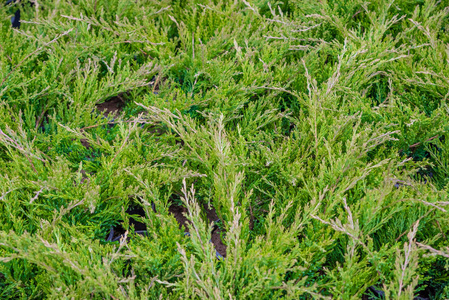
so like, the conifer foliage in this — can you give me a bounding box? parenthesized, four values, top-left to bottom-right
(1, 0, 449, 298)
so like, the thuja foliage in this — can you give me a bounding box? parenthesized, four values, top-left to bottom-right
(1, 0, 449, 298)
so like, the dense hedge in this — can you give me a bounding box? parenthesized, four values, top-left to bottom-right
(1, 0, 449, 298)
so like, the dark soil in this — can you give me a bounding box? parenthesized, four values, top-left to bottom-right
(96, 96, 124, 117)
(169, 202, 227, 258)
(79, 169, 89, 184)
(203, 203, 227, 258)
(169, 204, 190, 232)
(80, 138, 91, 148)
(79, 96, 126, 148)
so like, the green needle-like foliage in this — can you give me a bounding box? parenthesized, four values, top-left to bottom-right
(1, 0, 449, 298)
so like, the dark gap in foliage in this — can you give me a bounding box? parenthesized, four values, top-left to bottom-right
(10, 9, 20, 29)
(398, 135, 445, 186)
(203, 203, 226, 258)
(417, 256, 449, 300)
(366, 74, 390, 107)
(168, 200, 190, 233)
(363, 284, 435, 300)
(78, 169, 90, 184)
(399, 92, 440, 118)
(362, 286, 385, 300)
(168, 197, 226, 258)
(37, 112, 51, 134)
(106, 199, 154, 242)
(96, 95, 125, 118)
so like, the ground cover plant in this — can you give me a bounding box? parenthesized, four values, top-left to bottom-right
(1, 0, 449, 298)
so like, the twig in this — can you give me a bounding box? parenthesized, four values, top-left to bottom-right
(0, 189, 17, 201)
(435, 219, 446, 240)
(0, 43, 12, 63)
(116, 93, 126, 104)
(416, 242, 449, 258)
(35, 101, 51, 131)
(395, 209, 432, 242)
(30, 187, 44, 204)
(80, 122, 120, 131)
(249, 202, 254, 231)
(79, 119, 152, 131)
(352, 9, 362, 18)
(399, 135, 440, 153)
(409, 135, 439, 148)
(397, 221, 419, 298)
(152, 74, 161, 93)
